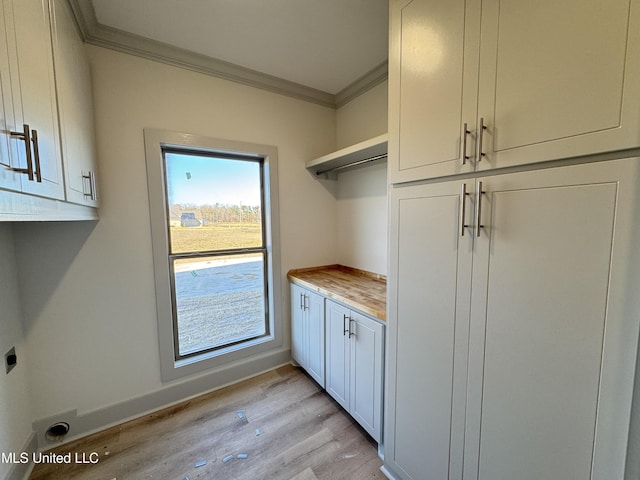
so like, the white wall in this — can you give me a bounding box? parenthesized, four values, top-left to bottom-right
(0, 224, 33, 479)
(13, 45, 337, 426)
(335, 81, 388, 275)
(336, 81, 388, 150)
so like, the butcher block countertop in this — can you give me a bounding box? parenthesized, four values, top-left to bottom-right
(287, 265, 387, 321)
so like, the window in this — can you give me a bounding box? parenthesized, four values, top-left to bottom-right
(144, 129, 282, 381)
(166, 151, 269, 358)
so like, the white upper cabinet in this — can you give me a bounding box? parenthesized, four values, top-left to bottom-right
(476, 0, 640, 170)
(389, 0, 640, 183)
(0, 0, 20, 192)
(50, 0, 99, 207)
(389, 0, 479, 183)
(1, 0, 64, 200)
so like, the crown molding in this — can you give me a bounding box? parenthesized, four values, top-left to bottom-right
(335, 61, 388, 108)
(67, 0, 387, 109)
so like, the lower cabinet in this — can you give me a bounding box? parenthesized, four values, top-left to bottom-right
(290, 281, 385, 444)
(291, 283, 325, 387)
(326, 299, 384, 443)
(385, 157, 640, 479)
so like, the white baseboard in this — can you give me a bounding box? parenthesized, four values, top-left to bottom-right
(2, 432, 37, 480)
(380, 465, 399, 480)
(32, 348, 291, 450)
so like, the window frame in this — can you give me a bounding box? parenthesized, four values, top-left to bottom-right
(144, 128, 283, 382)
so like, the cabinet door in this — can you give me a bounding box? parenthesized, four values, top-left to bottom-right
(389, 0, 480, 183)
(349, 311, 383, 443)
(290, 284, 306, 369)
(305, 290, 325, 387)
(477, 0, 640, 170)
(465, 159, 640, 480)
(0, 0, 22, 192)
(6, 0, 63, 199)
(325, 299, 350, 411)
(385, 179, 473, 480)
(50, 0, 98, 206)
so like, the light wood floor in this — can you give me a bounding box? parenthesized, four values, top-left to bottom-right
(30, 365, 384, 480)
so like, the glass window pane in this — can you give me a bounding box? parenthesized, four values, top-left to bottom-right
(165, 152, 263, 254)
(173, 253, 267, 357)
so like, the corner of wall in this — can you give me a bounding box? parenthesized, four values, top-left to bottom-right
(336, 80, 388, 150)
(0, 224, 35, 480)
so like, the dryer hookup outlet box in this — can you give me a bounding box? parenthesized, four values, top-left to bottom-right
(5, 347, 17, 374)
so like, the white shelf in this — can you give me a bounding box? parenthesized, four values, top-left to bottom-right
(306, 134, 388, 179)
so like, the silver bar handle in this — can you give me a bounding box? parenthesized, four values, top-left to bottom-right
(9, 124, 34, 181)
(90, 171, 97, 201)
(299, 293, 304, 310)
(348, 318, 355, 338)
(476, 181, 485, 237)
(31, 129, 42, 182)
(303, 294, 308, 311)
(462, 123, 470, 165)
(460, 183, 469, 236)
(83, 171, 97, 201)
(477, 117, 487, 162)
(343, 314, 349, 336)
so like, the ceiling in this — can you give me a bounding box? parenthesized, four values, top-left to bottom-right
(70, 0, 390, 108)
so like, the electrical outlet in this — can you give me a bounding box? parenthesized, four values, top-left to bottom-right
(5, 347, 17, 374)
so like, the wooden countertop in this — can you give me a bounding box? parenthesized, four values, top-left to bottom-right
(287, 265, 386, 321)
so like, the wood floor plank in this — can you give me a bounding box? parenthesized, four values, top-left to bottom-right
(290, 467, 319, 480)
(30, 365, 383, 480)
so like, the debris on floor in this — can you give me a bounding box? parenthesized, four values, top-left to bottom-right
(222, 454, 234, 463)
(237, 454, 249, 459)
(194, 460, 206, 468)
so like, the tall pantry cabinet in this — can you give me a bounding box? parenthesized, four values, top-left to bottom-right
(384, 0, 640, 479)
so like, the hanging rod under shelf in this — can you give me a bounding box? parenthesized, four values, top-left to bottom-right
(306, 133, 388, 179)
(314, 153, 388, 176)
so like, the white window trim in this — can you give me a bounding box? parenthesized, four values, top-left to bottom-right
(144, 128, 283, 382)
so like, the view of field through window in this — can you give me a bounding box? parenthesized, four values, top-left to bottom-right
(164, 152, 268, 357)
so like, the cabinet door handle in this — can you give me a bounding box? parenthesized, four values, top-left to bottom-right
(462, 123, 471, 165)
(477, 117, 487, 162)
(83, 171, 97, 200)
(343, 314, 349, 336)
(299, 293, 304, 310)
(9, 124, 34, 181)
(460, 183, 469, 236)
(90, 171, 97, 201)
(303, 294, 309, 311)
(31, 129, 42, 182)
(476, 181, 485, 237)
(348, 318, 355, 338)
